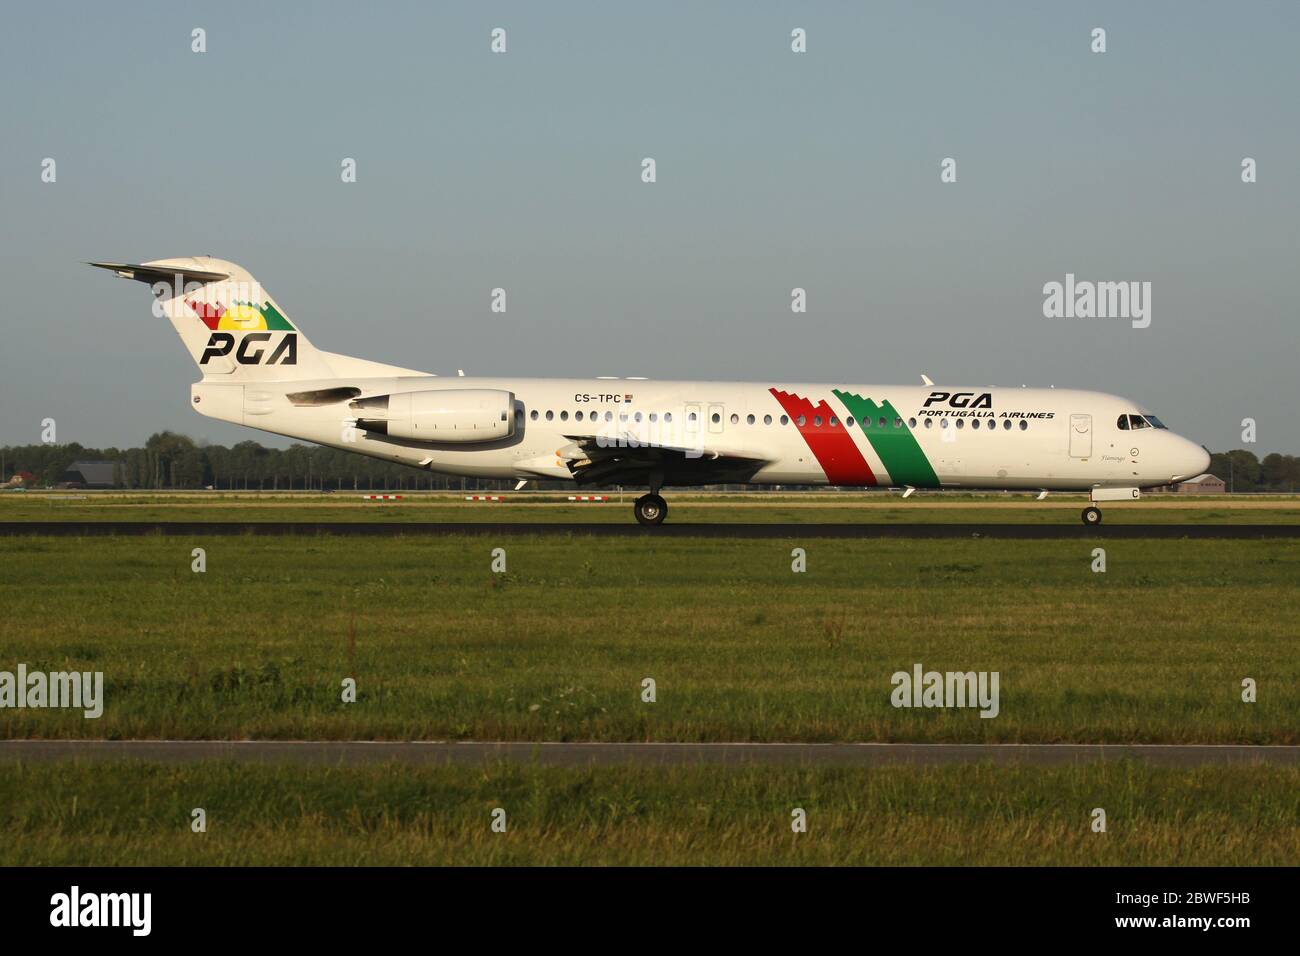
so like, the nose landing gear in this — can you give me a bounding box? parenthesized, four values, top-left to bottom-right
(634, 493, 668, 526)
(1083, 487, 1139, 526)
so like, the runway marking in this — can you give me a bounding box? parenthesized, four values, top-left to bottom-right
(0, 522, 1296, 538)
(1, 741, 1297, 767)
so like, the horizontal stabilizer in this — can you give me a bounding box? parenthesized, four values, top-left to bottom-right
(87, 261, 230, 284)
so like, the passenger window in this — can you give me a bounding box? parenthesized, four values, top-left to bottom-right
(908, 417, 917, 428)
(846, 417, 855, 427)
(813, 416, 822, 427)
(955, 419, 964, 429)
(530, 410, 538, 421)
(1002, 420, 1011, 430)
(746, 414, 755, 425)
(829, 416, 839, 427)
(545, 410, 554, 421)
(649, 412, 657, 422)
(1019, 420, 1027, 430)
(635, 412, 643, 422)
(940, 419, 949, 428)
(924, 418, 933, 428)
(665, 413, 672, 422)
(797, 415, 807, 426)
(605, 411, 613, 422)
(575, 411, 584, 422)
(688, 412, 697, 422)
(894, 418, 902, 429)
(560, 411, 569, 421)
(879, 417, 888, 428)
(711, 413, 720, 424)
(780, 415, 789, 425)
(730, 413, 739, 425)
(764, 414, 772, 425)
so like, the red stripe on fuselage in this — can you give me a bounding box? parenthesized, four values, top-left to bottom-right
(769, 388, 876, 486)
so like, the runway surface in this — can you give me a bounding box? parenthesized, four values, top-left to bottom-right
(2, 740, 1296, 767)
(1, 521, 1296, 538)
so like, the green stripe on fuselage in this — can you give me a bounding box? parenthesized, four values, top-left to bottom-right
(832, 390, 939, 488)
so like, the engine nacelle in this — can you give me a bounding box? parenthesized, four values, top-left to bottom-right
(353, 389, 515, 443)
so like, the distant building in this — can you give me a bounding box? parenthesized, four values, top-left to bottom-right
(60, 460, 121, 489)
(1175, 473, 1226, 494)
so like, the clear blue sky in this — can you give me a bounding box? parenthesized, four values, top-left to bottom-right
(2, 1, 1297, 452)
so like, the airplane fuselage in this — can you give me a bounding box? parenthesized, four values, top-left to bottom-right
(192, 376, 1210, 492)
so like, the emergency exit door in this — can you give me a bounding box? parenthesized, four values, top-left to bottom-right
(708, 403, 725, 434)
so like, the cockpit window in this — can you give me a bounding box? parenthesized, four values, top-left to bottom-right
(1119, 414, 1166, 430)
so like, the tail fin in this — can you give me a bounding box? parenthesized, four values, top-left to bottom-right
(89, 256, 423, 382)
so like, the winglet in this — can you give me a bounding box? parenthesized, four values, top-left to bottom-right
(920, 373, 934, 386)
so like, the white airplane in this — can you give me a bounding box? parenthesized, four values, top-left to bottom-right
(91, 257, 1210, 526)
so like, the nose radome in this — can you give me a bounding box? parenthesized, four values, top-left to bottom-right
(1193, 443, 1211, 476)
(1174, 441, 1210, 482)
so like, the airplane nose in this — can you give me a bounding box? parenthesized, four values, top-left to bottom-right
(1172, 441, 1210, 482)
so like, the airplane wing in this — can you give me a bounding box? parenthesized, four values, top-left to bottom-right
(543, 431, 769, 487)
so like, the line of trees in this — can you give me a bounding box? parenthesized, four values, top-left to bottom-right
(0, 432, 513, 491)
(1208, 450, 1300, 494)
(2, 436, 1297, 492)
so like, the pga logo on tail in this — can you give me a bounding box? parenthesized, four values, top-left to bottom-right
(179, 294, 299, 366)
(200, 331, 297, 366)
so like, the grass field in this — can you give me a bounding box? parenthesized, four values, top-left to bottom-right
(3, 496, 1297, 866)
(2, 533, 1296, 743)
(2, 760, 1297, 865)
(4, 489, 1300, 523)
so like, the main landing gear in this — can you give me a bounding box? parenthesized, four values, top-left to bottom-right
(1081, 506, 1103, 526)
(634, 493, 668, 526)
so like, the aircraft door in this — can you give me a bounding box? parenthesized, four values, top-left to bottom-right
(1069, 414, 1092, 458)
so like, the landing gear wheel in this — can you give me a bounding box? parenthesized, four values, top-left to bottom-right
(634, 493, 668, 526)
(1082, 506, 1102, 526)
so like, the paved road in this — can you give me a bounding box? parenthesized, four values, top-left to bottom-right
(2, 740, 1296, 767)
(1, 521, 1296, 538)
